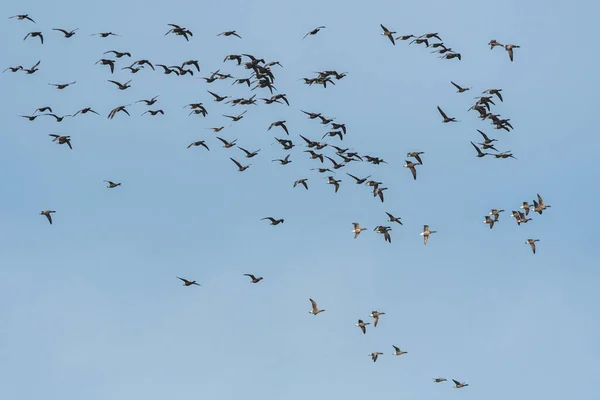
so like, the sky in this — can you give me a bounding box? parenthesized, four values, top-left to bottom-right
(1, 0, 599, 399)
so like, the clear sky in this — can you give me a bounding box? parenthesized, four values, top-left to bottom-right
(1, 0, 599, 399)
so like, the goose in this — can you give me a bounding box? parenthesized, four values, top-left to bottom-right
(356, 319, 370, 334)
(453, 380, 469, 389)
(437, 106, 458, 123)
(95, 59, 115, 73)
(451, 81, 471, 93)
(9, 14, 36, 23)
(477, 129, 497, 144)
(471, 142, 490, 158)
(407, 151, 425, 164)
(268, 120, 289, 135)
(303, 150, 324, 163)
(331, 122, 347, 134)
(223, 110, 247, 122)
(20, 115, 39, 121)
(24, 60, 41, 74)
(53, 28, 78, 38)
(181, 60, 200, 72)
(238, 147, 260, 158)
(301, 110, 322, 119)
(352, 223, 367, 239)
(224, 54, 242, 64)
(385, 212, 403, 225)
(24, 31, 43, 44)
(272, 155, 292, 165)
(504, 44, 520, 62)
(187, 141, 209, 150)
(49, 134, 72, 149)
(370, 311, 385, 327)
(483, 215, 495, 229)
(244, 274, 263, 283)
(395, 34, 415, 41)
(520, 202, 532, 216)
(311, 168, 333, 174)
(322, 130, 343, 141)
(141, 109, 164, 116)
(177, 277, 200, 287)
(420, 225, 437, 245)
(44, 113, 72, 122)
(410, 38, 429, 47)
(347, 173, 371, 184)
(104, 50, 131, 58)
(136, 95, 159, 106)
(108, 105, 131, 119)
(392, 345, 407, 356)
(325, 156, 345, 169)
(525, 239, 540, 254)
(489, 209, 504, 221)
(40, 210, 56, 224)
(370, 352, 383, 362)
(104, 180, 121, 188)
(274, 137, 294, 150)
(92, 32, 120, 38)
(533, 194, 551, 214)
(303, 26, 326, 39)
(207, 126, 229, 133)
(230, 158, 250, 172)
(309, 298, 325, 315)
(482, 88, 503, 102)
(134, 59, 154, 70)
(3, 66, 23, 73)
(380, 24, 396, 45)
(216, 137, 237, 148)
(404, 160, 420, 180)
(433, 378, 447, 383)
(262, 217, 284, 225)
(268, 94, 289, 106)
(293, 179, 308, 190)
(218, 30, 242, 39)
(326, 176, 341, 193)
(374, 226, 392, 243)
(156, 64, 179, 75)
(207, 90, 229, 102)
(488, 39, 503, 49)
(373, 187, 387, 202)
(73, 107, 99, 116)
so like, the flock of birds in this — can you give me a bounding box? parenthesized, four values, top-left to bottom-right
(6, 13, 548, 389)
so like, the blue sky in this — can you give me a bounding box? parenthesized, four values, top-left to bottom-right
(1, 0, 599, 399)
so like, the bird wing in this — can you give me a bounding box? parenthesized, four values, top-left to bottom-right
(437, 106, 448, 119)
(309, 298, 318, 310)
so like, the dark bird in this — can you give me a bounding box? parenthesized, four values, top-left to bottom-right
(20, 115, 39, 121)
(370, 310, 385, 327)
(108, 79, 132, 90)
(471, 142, 490, 158)
(262, 217, 284, 225)
(453, 380, 469, 389)
(73, 107, 99, 116)
(238, 147, 260, 158)
(103, 50, 131, 58)
(482, 88, 503, 102)
(44, 113, 72, 122)
(380, 24, 396, 45)
(141, 109, 164, 116)
(504, 44, 520, 62)
(526, 239, 540, 254)
(95, 59, 115, 73)
(216, 137, 237, 148)
(392, 345, 407, 356)
(451, 81, 471, 93)
(177, 277, 200, 286)
(326, 176, 341, 193)
(483, 216, 495, 229)
(303, 26, 326, 39)
(356, 319, 370, 334)
(107, 105, 131, 119)
(385, 212, 403, 225)
(136, 95, 159, 106)
(224, 54, 242, 64)
(309, 298, 325, 315)
(49, 134, 72, 149)
(272, 155, 292, 165)
(181, 59, 200, 72)
(92, 32, 120, 38)
(40, 210, 56, 224)
(370, 352, 383, 362)
(223, 110, 247, 122)
(53, 28, 78, 37)
(331, 122, 347, 134)
(407, 151, 424, 164)
(156, 64, 180, 75)
(434, 378, 447, 383)
(477, 129, 497, 144)
(346, 173, 371, 184)
(218, 30, 242, 39)
(187, 140, 209, 150)
(421, 225, 437, 245)
(533, 194, 551, 214)
(134, 59, 154, 70)
(230, 158, 250, 172)
(268, 120, 289, 135)
(34, 106, 52, 114)
(104, 180, 121, 188)
(437, 106, 457, 123)
(293, 178, 309, 190)
(24, 31, 43, 44)
(48, 81, 76, 89)
(488, 39, 503, 49)
(3, 65, 23, 73)
(404, 160, 420, 180)
(244, 274, 263, 283)
(9, 14, 35, 23)
(23, 60, 41, 74)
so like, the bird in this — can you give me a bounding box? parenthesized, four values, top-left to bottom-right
(216, 137, 237, 148)
(261, 217, 284, 225)
(483, 216, 495, 229)
(489, 209, 505, 221)
(326, 176, 341, 193)
(356, 319, 370, 334)
(303, 26, 326, 39)
(451, 81, 471, 93)
(482, 88, 503, 102)
(244, 274, 263, 283)
(9, 14, 36, 23)
(108, 105, 131, 119)
(187, 141, 210, 150)
(136, 96, 159, 106)
(230, 158, 250, 172)
(346, 173, 371, 185)
(92, 32, 120, 38)
(453, 380, 469, 389)
(141, 109, 164, 116)
(238, 147, 260, 158)
(3, 65, 23, 73)
(20, 115, 39, 121)
(23, 60, 41, 74)
(370, 310, 385, 327)
(44, 113, 72, 122)
(380, 24, 396, 45)
(268, 120, 289, 135)
(108, 79, 132, 90)
(488, 39, 503, 49)
(40, 210, 56, 224)
(49, 134, 73, 149)
(223, 110, 247, 122)
(272, 155, 292, 165)
(471, 142, 490, 158)
(177, 277, 200, 286)
(374, 226, 392, 243)
(218, 30, 242, 38)
(104, 180, 121, 188)
(420, 225, 437, 245)
(48, 81, 76, 89)
(504, 44, 520, 62)
(207, 90, 229, 102)
(23, 31, 44, 44)
(370, 352, 383, 362)
(351, 223, 367, 239)
(437, 106, 458, 123)
(526, 239, 540, 254)
(73, 107, 100, 116)
(95, 59, 115, 73)
(53, 28, 78, 37)
(103, 50, 131, 58)
(406, 151, 424, 164)
(392, 345, 407, 356)
(293, 179, 308, 190)
(385, 212, 402, 225)
(309, 298, 325, 315)
(404, 160, 420, 180)
(433, 378, 447, 383)
(533, 194, 551, 214)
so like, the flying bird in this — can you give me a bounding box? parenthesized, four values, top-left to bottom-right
(218, 30, 242, 39)
(380, 24, 396, 45)
(40, 210, 56, 224)
(525, 239, 540, 254)
(356, 319, 370, 334)
(293, 178, 308, 190)
(309, 298, 325, 315)
(370, 310, 385, 327)
(303, 26, 326, 39)
(9, 14, 35, 23)
(177, 277, 201, 286)
(437, 106, 457, 123)
(24, 31, 44, 44)
(53, 28, 78, 37)
(261, 217, 284, 225)
(244, 274, 263, 283)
